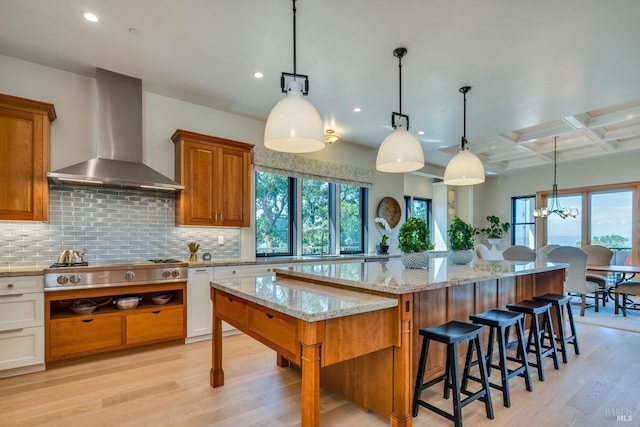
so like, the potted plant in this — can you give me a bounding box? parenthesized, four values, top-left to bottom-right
(447, 215, 475, 264)
(374, 217, 392, 254)
(476, 215, 511, 254)
(397, 217, 435, 269)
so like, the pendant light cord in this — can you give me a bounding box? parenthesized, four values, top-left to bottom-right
(553, 136, 558, 186)
(459, 86, 471, 150)
(398, 54, 403, 116)
(292, 0, 297, 80)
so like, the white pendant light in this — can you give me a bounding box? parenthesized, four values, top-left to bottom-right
(264, 0, 325, 153)
(376, 47, 424, 173)
(443, 86, 485, 186)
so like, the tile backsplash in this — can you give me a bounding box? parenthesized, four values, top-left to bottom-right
(0, 185, 240, 268)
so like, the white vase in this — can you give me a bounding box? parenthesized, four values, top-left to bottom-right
(486, 238, 502, 260)
(449, 249, 473, 265)
(401, 251, 430, 269)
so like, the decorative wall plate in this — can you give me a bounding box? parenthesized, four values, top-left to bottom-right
(377, 197, 401, 229)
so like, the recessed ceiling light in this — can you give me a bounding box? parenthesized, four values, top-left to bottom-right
(353, 107, 361, 113)
(254, 72, 264, 78)
(418, 131, 424, 135)
(82, 11, 99, 22)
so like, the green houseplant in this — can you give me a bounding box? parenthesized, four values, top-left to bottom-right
(447, 215, 475, 264)
(477, 215, 510, 240)
(398, 217, 435, 269)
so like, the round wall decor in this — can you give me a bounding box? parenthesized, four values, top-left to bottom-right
(377, 197, 401, 229)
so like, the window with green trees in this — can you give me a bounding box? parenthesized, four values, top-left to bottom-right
(255, 172, 293, 256)
(255, 171, 367, 257)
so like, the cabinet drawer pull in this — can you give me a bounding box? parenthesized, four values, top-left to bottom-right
(0, 293, 23, 298)
(0, 328, 24, 334)
(152, 310, 161, 314)
(265, 313, 274, 319)
(195, 269, 207, 272)
(82, 319, 94, 323)
(8, 283, 14, 288)
(227, 297, 233, 302)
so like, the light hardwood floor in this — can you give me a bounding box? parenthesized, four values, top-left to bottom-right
(1, 323, 638, 427)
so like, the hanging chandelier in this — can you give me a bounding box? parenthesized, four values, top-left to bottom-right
(533, 136, 578, 219)
(263, 0, 325, 153)
(443, 86, 485, 185)
(375, 47, 425, 173)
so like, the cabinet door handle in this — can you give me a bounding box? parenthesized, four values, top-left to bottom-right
(82, 319, 94, 323)
(220, 212, 223, 222)
(195, 269, 207, 272)
(215, 211, 218, 222)
(152, 310, 161, 314)
(0, 328, 24, 334)
(0, 293, 22, 298)
(265, 313, 274, 319)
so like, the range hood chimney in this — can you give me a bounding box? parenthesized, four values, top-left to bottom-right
(47, 68, 184, 191)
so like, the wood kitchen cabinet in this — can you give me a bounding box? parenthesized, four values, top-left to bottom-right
(0, 94, 56, 222)
(45, 283, 186, 363)
(172, 129, 253, 227)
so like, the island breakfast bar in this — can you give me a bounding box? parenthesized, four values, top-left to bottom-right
(210, 259, 566, 427)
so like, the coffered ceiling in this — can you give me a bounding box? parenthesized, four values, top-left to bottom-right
(1, 0, 639, 174)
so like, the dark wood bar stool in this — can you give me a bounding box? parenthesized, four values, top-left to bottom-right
(533, 293, 579, 363)
(506, 300, 560, 381)
(464, 309, 533, 407)
(412, 320, 494, 427)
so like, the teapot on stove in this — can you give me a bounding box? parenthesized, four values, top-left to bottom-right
(56, 248, 87, 265)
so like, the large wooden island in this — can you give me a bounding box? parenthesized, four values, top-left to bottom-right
(210, 258, 566, 427)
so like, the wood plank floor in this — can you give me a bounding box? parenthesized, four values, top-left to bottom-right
(1, 323, 638, 426)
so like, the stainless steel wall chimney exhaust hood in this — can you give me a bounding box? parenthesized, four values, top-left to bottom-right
(47, 68, 184, 191)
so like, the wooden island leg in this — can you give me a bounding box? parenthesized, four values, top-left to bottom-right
(391, 294, 413, 427)
(210, 289, 224, 387)
(300, 322, 323, 427)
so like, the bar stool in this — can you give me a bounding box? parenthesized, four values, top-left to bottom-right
(464, 309, 533, 407)
(506, 300, 560, 381)
(533, 293, 579, 363)
(412, 320, 494, 427)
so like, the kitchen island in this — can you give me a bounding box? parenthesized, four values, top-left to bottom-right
(210, 258, 566, 427)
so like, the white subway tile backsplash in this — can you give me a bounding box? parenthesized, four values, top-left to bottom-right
(0, 185, 241, 266)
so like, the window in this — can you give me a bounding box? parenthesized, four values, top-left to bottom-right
(405, 196, 432, 226)
(340, 185, 365, 253)
(590, 190, 633, 265)
(302, 179, 330, 255)
(538, 184, 636, 265)
(255, 172, 293, 256)
(255, 171, 367, 257)
(511, 196, 536, 249)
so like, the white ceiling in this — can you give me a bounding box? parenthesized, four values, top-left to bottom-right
(1, 0, 640, 174)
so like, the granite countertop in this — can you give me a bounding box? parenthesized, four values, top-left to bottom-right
(210, 275, 398, 322)
(273, 258, 567, 295)
(188, 253, 398, 268)
(0, 266, 45, 277)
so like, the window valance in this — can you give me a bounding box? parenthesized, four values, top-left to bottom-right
(253, 146, 374, 188)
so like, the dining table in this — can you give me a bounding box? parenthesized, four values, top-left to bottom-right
(586, 264, 640, 315)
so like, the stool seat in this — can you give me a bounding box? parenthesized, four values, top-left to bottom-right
(467, 309, 533, 407)
(413, 320, 494, 426)
(506, 300, 560, 381)
(420, 320, 484, 343)
(533, 293, 579, 363)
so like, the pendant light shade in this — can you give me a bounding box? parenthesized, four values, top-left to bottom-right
(376, 47, 424, 173)
(376, 124, 425, 172)
(443, 149, 485, 185)
(264, 0, 325, 153)
(264, 81, 325, 153)
(443, 86, 485, 186)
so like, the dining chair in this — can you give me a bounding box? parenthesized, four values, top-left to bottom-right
(537, 244, 560, 263)
(502, 245, 536, 262)
(475, 244, 491, 260)
(547, 246, 600, 316)
(582, 244, 614, 305)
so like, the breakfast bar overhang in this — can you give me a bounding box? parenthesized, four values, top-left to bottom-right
(210, 259, 566, 427)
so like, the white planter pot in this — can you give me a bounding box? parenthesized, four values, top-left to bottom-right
(449, 249, 473, 265)
(401, 251, 430, 269)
